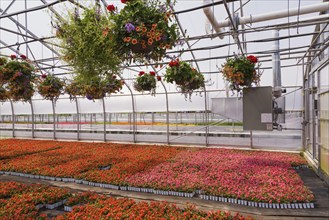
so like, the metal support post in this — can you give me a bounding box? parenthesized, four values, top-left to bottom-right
(75, 98, 80, 141)
(52, 100, 56, 139)
(118, 74, 136, 143)
(102, 98, 106, 142)
(250, 130, 253, 149)
(30, 100, 35, 138)
(9, 100, 15, 138)
(204, 87, 209, 146)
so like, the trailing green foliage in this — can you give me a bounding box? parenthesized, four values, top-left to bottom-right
(55, 6, 120, 82)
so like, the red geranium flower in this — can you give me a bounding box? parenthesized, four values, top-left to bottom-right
(150, 71, 156, 76)
(106, 4, 115, 12)
(20, 54, 27, 60)
(247, 55, 258, 63)
(138, 71, 145, 76)
(157, 76, 161, 81)
(169, 60, 179, 67)
(41, 74, 47, 79)
(10, 54, 17, 60)
(121, 0, 127, 3)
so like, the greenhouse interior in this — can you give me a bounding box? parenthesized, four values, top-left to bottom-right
(0, 0, 328, 219)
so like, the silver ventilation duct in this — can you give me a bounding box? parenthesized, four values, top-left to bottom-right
(272, 30, 282, 98)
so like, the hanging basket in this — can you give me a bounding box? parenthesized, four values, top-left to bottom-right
(133, 71, 157, 95)
(65, 81, 84, 101)
(165, 60, 205, 99)
(37, 75, 65, 103)
(8, 85, 35, 102)
(110, 0, 180, 63)
(139, 84, 154, 91)
(221, 55, 261, 92)
(130, 43, 154, 54)
(0, 88, 8, 102)
(0, 56, 36, 102)
(54, 6, 120, 82)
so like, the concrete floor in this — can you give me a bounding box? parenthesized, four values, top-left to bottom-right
(0, 123, 302, 151)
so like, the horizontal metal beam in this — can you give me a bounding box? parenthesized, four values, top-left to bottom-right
(0, 39, 25, 58)
(0, 0, 67, 19)
(0, 26, 44, 40)
(0, 7, 60, 56)
(174, 0, 239, 15)
(0, 36, 55, 50)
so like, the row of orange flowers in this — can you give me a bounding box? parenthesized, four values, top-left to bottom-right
(0, 139, 61, 160)
(0, 181, 252, 220)
(0, 139, 312, 203)
(0, 182, 70, 219)
(0, 139, 182, 180)
(60, 197, 250, 220)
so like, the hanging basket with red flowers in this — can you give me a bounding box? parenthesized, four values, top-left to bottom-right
(109, 0, 180, 63)
(37, 75, 65, 103)
(133, 71, 158, 96)
(165, 59, 205, 99)
(0, 55, 36, 102)
(221, 55, 261, 92)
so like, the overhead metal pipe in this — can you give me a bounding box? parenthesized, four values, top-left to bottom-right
(222, 0, 245, 55)
(216, 2, 329, 28)
(203, 0, 225, 39)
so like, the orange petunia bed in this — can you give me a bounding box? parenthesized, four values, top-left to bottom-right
(0, 139, 314, 206)
(0, 181, 251, 219)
